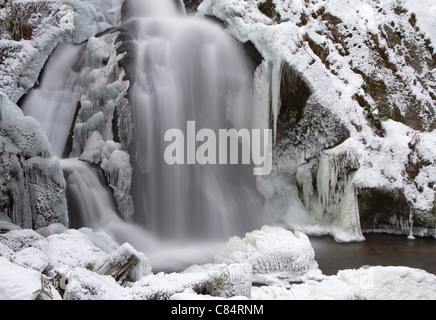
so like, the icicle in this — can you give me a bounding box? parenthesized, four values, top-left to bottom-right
(315, 150, 364, 242)
(269, 60, 283, 144)
(296, 161, 315, 209)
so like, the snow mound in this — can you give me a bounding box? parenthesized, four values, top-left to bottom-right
(0, 229, 44, 252)
(0, 257, 60, 300)
(215, 226, 320, 284)
(252, 266, 436, 300)
(63, 267, 131, 300)
(183, 263, 253, 298)
(12, 247, 49, 273)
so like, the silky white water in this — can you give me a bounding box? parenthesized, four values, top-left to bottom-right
(127, 0, 265, 240)
(20, 0, 266, 271)
(21, 42, 85, 158)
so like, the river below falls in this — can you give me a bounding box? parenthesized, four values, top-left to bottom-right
(310, 234, 436, 276)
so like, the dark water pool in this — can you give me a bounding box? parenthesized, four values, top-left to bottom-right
(310, 234, 436, 276)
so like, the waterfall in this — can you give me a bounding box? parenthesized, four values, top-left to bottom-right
(19, 0, 266, 270)
(126, 0, 264, 240)
(20, 42, 86, 158)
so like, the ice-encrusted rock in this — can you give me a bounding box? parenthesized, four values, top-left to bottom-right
(0, 95, 68, 229)
(215, 226, 320, 285)
(0, 229, 44, 253)
(12, 247, 49, 273)
(95, 242, 151, 283)
(34, 229, 107, 273)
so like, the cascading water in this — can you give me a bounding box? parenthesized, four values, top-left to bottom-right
(20, 42, 86, 158)
(126, 0, 264, 240)
(20, 0, 266, 271)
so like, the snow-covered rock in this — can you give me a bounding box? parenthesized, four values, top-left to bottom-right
(35, 229, 108, 273)
(0, 0, 124, 103)
(12, 247, 49, 273)
(63, 267, 132, 300)
(183, 263, 253, 298)
(0, 242, 13, 258)
(0, 229, 45, 252)
(252, 266, 436, 300)
(0, 226, 153, 299)
(63, 261, 253, 300)
(215, 226, 320, 285)
(0, 94, 68, 229)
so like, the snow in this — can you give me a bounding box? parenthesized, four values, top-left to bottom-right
(0, 0, 124, 103)
(0, 229, 45, 252)
(0, 226, 435, 300)
(12, 247, 49, 273)
(252, 266, 436, 300)
(214, 226, 320, 284)
(403, 0, 436, 49)
(0, 228, 436, 300)
(0, 257, 57, 300)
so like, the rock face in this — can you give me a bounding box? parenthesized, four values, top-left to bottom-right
(199, 0, 436, 239)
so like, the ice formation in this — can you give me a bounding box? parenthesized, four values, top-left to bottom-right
(0, 94, 68, 229)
